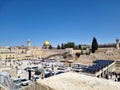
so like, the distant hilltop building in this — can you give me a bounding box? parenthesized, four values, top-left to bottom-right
(98, 38, 120, 49)
(99, 43, 115, 48)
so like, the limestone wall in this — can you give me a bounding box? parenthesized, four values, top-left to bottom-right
(23, 72, 120, 90)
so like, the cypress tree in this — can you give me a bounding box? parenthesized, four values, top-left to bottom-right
(61, 43, 64, 49)
(57, 45, 61, 49)
(92, 37, 98, 53)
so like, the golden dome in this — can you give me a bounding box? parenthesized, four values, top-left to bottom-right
(44, 41, 50, 46)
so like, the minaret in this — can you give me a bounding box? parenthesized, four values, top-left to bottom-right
(116, 38, 119, 49)
(27, 39, 31, 47)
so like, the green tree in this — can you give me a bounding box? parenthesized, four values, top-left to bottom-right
(63, 42, 75, 49)
(74, 45, 78, 50)
(78, 45, 82, 50)
(61, 43, 64, 49)
(49, 45, 53, 49)
(75, 52, 81, 58)
(67, 42, 75, 48)
(57, 44, 61, 49)
(91, 37, 98, 53)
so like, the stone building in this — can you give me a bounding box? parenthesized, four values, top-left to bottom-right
(0, 48, 16, 62)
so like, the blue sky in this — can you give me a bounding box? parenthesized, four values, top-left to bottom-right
(0, 0, 120, 47)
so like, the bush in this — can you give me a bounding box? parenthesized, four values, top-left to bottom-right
(75, 52, 81, 58)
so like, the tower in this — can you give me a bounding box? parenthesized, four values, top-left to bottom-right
(116, 38, 119, 49)
(27, 40, 31, 47)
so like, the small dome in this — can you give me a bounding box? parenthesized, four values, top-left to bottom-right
(44, 41, 50, 46)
